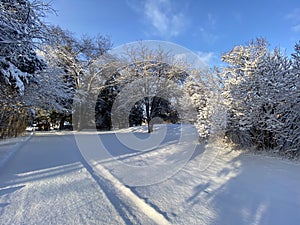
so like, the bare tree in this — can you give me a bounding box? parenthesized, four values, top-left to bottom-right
(110, 42, 192, 133)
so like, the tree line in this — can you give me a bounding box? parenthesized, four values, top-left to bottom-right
(0, 0, 299, 157)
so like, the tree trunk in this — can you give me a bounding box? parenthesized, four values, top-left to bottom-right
(145, 97, 152, 133)
(59, 116, 66, 130)
(147, 121, 153, 133)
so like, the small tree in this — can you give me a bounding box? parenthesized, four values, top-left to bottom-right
(183, 67, 226, 140)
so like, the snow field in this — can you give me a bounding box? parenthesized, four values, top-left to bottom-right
(0, 125, 300, 224)
(0, 133, 126, 225)
(129, 143, 300, 225)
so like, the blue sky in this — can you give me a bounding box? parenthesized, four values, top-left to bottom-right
(46, 0, 300, 65)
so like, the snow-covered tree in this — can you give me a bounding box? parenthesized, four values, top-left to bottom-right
(0, 0, 52, 137)
(0, 78, 28, 138)
(183, 67, 226, 140)
(44, 26, 113, 130)
(221, 38, 269, 145)
(110, 43, 190, 133)
(0, 0, 51, 94)
(222, 38, 300, 155)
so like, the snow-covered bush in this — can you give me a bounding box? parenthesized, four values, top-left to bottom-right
(222, 38, 300, 156)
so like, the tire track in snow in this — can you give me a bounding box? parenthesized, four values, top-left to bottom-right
(75, 132, 172, 224)
(79, 155, 141, 224)
(89, 160, 172, 225)
(53, 133, 133, 224)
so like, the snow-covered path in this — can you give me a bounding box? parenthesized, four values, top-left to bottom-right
(0, 133, 129, 224)
(0, 128, 300, 225)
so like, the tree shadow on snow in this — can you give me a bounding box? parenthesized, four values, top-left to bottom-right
(185, 151, 300, 225)
(0, 134, 84, 188)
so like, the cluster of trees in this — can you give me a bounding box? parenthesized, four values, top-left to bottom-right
(221, 39, 299, 156)
(0, 0, 187, 136)
(0, 1, 298, 156)
(188, 38, 299, 156)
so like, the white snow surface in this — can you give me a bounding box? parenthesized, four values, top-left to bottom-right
(0, 125, 299, 225)
(0, 133, 33, 170)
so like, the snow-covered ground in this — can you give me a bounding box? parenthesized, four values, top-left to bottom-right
(0, 125, 299, 225)
(0, 133, 33, 170)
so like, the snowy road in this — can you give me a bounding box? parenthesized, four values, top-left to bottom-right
(0, 128, 300, 225)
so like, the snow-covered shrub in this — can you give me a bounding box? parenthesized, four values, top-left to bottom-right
(222, 38, 300, 156)
(184, 69, 227, 140)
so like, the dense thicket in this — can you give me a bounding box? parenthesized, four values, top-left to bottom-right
(221, 39, 299, 156)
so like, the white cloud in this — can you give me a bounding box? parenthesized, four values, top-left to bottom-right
(197, 51, 218, 66)
(286, 8, 300, 21)
(292, 24, 300, 33)
(285, 8, 300, 33)
(196, 13, 219, 45)
(199, 27, 219, 45)
(143, 0, 188, 38)
(207, 13, 217, 27)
